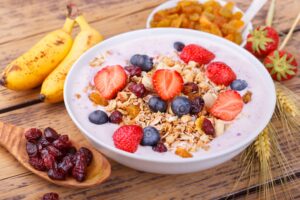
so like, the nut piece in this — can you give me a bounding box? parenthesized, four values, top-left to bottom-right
(175, 147, 193, 158)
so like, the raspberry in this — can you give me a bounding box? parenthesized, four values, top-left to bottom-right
(113, 125, 143, 153)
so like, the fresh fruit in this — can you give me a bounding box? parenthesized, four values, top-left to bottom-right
(113, 125, 143, 153)
(141, 126, 161, 146)
(128, 83, 147, 98)
(0, 18, 74, 91)
(210, 90, 244, 121)
(93, 65, 127, 99)
(182, 82, 199, 95)
(124, 65, 142, 77)
(42, 192, 59, 200)
(173, 41, 185, 52)
(206, 61, 236, 86)
(130, 54, 153, 72)
(148, 96, 167, 113)
(152, 69, 183, 100)
(179, 44, 215, 64)
(264, 50, 298, 81)
(245, 26, 279, 58)
(171, 96, 191, 117)
(190, 96, 205, 115)
(88, 110, 109, 125)
(109, 111, 123, 124)
(40, 15, 104, 103)
(230, 79, 248, 91)
(25, 128, 42, 142)
(202, 118, 215, 136)
(152, 142, 168, 153)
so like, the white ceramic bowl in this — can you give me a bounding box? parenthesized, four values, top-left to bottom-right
(146, 0, 252, 46)
(64, 28, 275, 174)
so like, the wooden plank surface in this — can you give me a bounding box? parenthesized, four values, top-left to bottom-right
(0, 0, 300, 199)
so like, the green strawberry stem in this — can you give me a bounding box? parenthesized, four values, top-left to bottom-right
(266, 0, 276, 27)
(279, 12, 300, 50)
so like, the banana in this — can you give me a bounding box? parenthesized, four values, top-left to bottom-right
(40, 15, 104, 103)
(0, 18, 74, 91)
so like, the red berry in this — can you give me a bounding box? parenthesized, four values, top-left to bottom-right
(202, 118, 215, 136)
(47, 145, 63, 159)
(152, 142, 167, 153)
(58, 155, 74, 173)
(44, 127, 59, 142)
(24, 128, 42, 142)
(42, 192, 59, 200)
(128, 83, 147, 98)
(109, 111, 123, 124)
(53, 135, 71, 150)
(29, 157, 46, 171)
(26, 141, 38, 157)
(180, 44, 215, 65)
(48, 168, 66, 180)
(124, 66, 142, 77)
(113, 125, 143, 153)
(206, 62, 236, 86)
(72, 151, 87, 182)
(78, 147, 93, 166)
(41, 149, 56, 170)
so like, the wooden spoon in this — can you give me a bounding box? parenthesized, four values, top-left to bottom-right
(0, 121, 111, 188)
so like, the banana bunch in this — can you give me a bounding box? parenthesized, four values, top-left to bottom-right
(0, 11, 103, 103)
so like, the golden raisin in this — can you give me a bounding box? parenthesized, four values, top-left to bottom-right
(125, 105, 140, 119)
(89, 92, 108, 106)
(242, 91, 252, 104)
(175, 147, 193, 158)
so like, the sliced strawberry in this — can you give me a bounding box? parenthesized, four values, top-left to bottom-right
(210, 90, 244, 121)
(206, 62, 236, 86)
(264, 50, 298, 81)
(94, 65, 127, 100)
(180, 44, 215, 65)
(152, 69, 183, 100)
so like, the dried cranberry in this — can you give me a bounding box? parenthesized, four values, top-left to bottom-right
(66, 146, 77, 155)
(128, 83, 147, 98)
(26, 141, 38, 157)
(48, 168, 66, 180)
(190, 96, 205, 115)
(29, 157, 46, 171)
(44, 127, 59, 142)
(72, 151, 87, 182)
(78, 147, 93, 166)
(152, 142, 167, 153)
(58, 155, 74, 173)
(47, 146, 62, 159)
(202, 118, 215, 136)
(38, 137, 51, 148)
(182, 82, 199, 95)
(124, 66, 142, 77)
(53, 135, 71, 150)
(109, 111, 123, 124)
(41, 149, 56, 169)
(24, 128, 42, 142)
(42, 192, 59, 200)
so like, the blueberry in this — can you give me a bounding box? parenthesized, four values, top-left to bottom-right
(130, 54, 153, 72)
(230, 79, 248, 91)
(173, 41, 185, 52)
(141, 126, 160, 146)
(88, 110, 109, 125)
(148, 96, 167, 113)
(171, 96, 191, 117)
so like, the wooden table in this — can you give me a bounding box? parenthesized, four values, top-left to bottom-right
(0, 0, 299, 199)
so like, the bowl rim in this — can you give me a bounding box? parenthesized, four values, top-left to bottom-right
(145, 0, 253, 46)
(64, 28, 276, 163)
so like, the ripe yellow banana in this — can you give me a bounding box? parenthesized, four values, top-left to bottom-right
(40, 15, 104, 103)
(0, 18, 74, 91)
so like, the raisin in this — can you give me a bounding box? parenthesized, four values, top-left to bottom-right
(124, 66, 142, 77)
(58, 155, 74, 173)
(202, 118, 215, 136)
(182, 82, 199, 95)
(29, 157, 46, 171)
(47, 145, 62, 159)
(152, 142, 168, 153)
(109, 111, 123, 124)
(53, 135, 71, 150)
(41, 149, 56, 170)
(48, 168, 66, 180)
(72, 152, 87, 182)
(190, 96, 205, 115)
(42, 192, 59, 200)
(24, 128, 42, 142)
(26, 141, 38, 157)
(78, 147, 93, 166)
(44, 127, 59, 142)
(128, 83, 147, 98)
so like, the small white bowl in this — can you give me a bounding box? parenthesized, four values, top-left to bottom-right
(64, 28, 275, 174)
(146, 0, 252, 46)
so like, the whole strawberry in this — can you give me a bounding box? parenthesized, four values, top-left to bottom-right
(180, 44, 215, 65)
(245, 26, 279, 58)
(206, 62, 236, 86)
(113, 125, 143, 153)
(264, 50, 298, 81)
